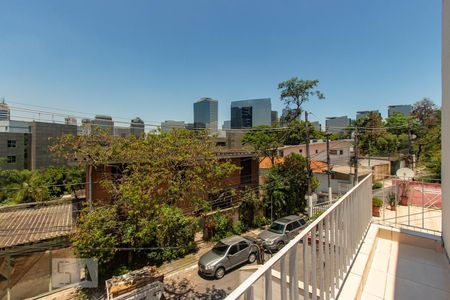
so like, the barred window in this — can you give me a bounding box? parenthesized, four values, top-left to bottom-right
(7, 140, 16, 148)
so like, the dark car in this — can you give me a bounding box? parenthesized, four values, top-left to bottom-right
(257, 215, 307, 251)
(198, 235, 259, 279)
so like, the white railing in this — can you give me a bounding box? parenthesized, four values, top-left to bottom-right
(226, 174, 372, 300)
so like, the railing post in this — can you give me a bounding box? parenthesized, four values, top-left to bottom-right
(324, 215, 330, 300)
(265, 267, 272, 300)
(244, 286, 254, 300)
(318, 220, 324, 300)
(422, 179, 425, 229)
(280, 256, 287, 300)
(303, 235, 309, 300)
(311, 226, 317, 300)
(330, 210, 335, 299)
(289, 245, 299, 300)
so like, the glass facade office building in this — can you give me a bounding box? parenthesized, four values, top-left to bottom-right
(194, 98, 218, 132)
(230, 98, 271, 129)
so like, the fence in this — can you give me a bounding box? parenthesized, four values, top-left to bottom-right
(225, 174, 373, 300)
(372, 176, 442, 234)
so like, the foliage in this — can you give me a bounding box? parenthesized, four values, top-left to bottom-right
(372, 182, 383, 190)
(0, 166, 85, 205)
(278, 77, 325, 123)
(388, 193, 397, 208)
(51, 129, 239, 212)
(253, 215, 269, 228)
(242, 125, 284, 163)
(71, 207, 120, 272)
(264, 154, 309, 219)
(239, 189, 264, 230)
(147, 205, 198, 262)
(311, 209, 324, 220)
(206, 212, 240, 242)
(72, 205, 198, 275)
(52, 129, 238, 269)
(372, 197, 384, 208)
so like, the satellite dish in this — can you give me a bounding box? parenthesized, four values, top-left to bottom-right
(396, 168, 415, 180)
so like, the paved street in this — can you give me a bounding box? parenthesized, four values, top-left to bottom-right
(164, 261, 254, 299)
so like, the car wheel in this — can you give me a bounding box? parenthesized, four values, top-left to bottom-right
(276, 241, 285, 251)
(248, 252, 257, 263)
(215, 267, 225, 279)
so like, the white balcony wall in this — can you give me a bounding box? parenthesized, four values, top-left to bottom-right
(442, 0, 450, 257)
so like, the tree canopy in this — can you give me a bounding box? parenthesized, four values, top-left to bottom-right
(278, 77, 324, 123)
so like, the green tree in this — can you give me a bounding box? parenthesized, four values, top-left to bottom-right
(51, 129, 239, 268)
(278, 77, 325, 123)
(242, 125, 283, 163)
(411, 99, 441, 164)
(264, 154, 309, 219)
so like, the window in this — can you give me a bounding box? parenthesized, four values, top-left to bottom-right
(315, 149, 319, 154)
(238, 241, 249, 251)
(330, 150, 338, 155)
(339, 150, 344, 155)
(290, 221, 301, 230)
(7, 155, 16, 163)
(228, 244, 239, 255)
(286, 223, 295, 232)
(299, 149, 303, 153)
(299, 219, 306, 226)
(7, 140, 16, 148)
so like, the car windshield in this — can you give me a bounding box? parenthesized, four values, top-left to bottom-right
(268, 222, 285, 234)
(212, 242, 229, 256)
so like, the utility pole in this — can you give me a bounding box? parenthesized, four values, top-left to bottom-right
(408, 122, 414, 171)
(354, 127, 359, 185)
(326, 132, 332, 204)
(305, 111, 312, 217)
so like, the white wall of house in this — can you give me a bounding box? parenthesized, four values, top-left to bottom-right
(442, 0, 450, 257)
(315, 173, 352, 197)
(279, 140, 352, 164)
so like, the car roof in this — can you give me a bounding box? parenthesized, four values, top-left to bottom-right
(275, 215, 302, 224)
(221, 235, 247, 245)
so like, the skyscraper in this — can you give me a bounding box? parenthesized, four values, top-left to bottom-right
(194, 97, 218, 132)
(130, 117, 145, 137)
(388, 105, 412, 117)
(0, 99, 10, 121)
(230, 98, 271, 129)
(326, 116, 351, 134)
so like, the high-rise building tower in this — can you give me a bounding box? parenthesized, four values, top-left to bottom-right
(0, 99, 10, 121)
(388, 105, 412, 117)
(194, 97, 218, 133)
(230, 98, 271, 129)
(130, 117, 145, 137)
(325, 116, 351, 134)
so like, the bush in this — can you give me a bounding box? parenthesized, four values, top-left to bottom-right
(372, 182, 383, 190)
(372, 197, 384, 208)
(253, 215, 269, 228)
(148, 205, 198, 262)
(239, 189, 264, 230)
(311, 209, 324, 220)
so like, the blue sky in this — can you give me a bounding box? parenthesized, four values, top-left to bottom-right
(0, 0, 441, 127)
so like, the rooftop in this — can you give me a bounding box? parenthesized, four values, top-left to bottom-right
(0, 201, 74, 250)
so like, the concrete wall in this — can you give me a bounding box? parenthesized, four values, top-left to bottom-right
(30, 122, 77, 170)
(279, 140, 352, 164)
(0, 132, 30, 170)
(442, 0, 450, 257)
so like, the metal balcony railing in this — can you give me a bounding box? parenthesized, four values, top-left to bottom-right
(226, 174, 373, 300)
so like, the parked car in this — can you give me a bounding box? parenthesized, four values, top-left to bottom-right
(198, 235, 259, 279)
(257, 215, 307, 251)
